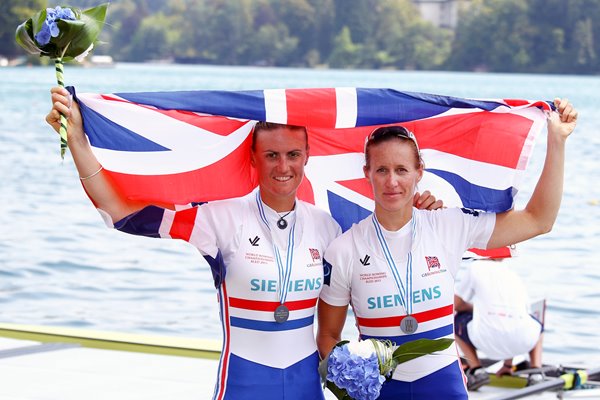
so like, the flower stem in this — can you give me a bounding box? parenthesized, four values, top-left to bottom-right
(54, 58, 68, 159)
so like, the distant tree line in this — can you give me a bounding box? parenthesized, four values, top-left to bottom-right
(3, 0, 599, 74)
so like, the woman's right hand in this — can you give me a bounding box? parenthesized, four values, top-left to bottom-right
(45, 86, 84, 139)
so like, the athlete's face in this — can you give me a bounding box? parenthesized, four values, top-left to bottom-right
(364, 139, 423, 214)
(251, 126, 309, 211)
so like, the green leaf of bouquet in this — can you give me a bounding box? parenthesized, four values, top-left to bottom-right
(326, 381, 353, 400)
(51, 19, 87, 56)
(318, 355, 329, 381)
(30, 8, 48, 38)
(392, 338, 454, 364)
(15, 18, 41, 56)
(63, 3, 108, 60)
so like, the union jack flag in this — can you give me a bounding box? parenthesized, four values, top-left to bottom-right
(73, 87, 551, 257)
(425, 256, 442, 271)
(309, 248, 321, 262)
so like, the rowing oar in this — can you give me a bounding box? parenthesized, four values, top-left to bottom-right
(490, 366, 600, 400)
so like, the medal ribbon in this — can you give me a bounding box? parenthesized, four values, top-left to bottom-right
(255, 191, 296, 306)
(371, 211, 416, 315)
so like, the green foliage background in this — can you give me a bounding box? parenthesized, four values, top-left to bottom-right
(3, 0, 599, 74)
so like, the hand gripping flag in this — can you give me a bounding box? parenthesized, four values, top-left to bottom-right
(73, 87, 551, 257)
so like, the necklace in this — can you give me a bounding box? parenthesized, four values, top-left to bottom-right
(277, 210, 294, 229)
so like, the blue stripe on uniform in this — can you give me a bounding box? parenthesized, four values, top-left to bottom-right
(230, 315, 314, 331)
(361, 324, 454, 345)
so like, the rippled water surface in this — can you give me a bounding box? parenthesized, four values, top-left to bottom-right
(1, 64, 599, 367)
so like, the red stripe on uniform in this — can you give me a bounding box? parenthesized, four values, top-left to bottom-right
(286, 88, 337, 128)
(229, 297, 318, 312)
(356, 304, 454, 328)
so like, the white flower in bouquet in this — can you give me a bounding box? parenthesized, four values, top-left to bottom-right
(347, 340, 378, 358)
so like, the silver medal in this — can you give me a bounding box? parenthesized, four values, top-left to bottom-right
(400, 315, 418, 334)
(274, 304, 290, 323)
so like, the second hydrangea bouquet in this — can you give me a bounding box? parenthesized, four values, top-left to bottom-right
(319, 338, 453, 400)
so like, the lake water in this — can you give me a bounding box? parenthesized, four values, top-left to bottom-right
(1, 63, 599, 368)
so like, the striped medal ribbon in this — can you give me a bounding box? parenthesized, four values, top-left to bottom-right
(256, 191, 296, 324)
(372, 211, 418, 334)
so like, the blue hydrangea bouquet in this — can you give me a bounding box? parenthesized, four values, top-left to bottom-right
(319, 338, 453, 400)
(15, 4, 108, 158)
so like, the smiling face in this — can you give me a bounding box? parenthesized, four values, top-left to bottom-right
(364, 138, 423, 217)
(250, 124, 309, 212)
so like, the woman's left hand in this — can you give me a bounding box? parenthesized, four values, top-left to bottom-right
(549, 98, 578, 140)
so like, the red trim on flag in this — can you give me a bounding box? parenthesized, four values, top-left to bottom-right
(151, 111, 250, 136)
(286, 88, 337, 128)
(229, 297, 318, 312)
(504, 99, 551, 110)
(503, 99, 530, 107)
(169, 207, 198, 242)
(356, 304, 454, 327)
(100, 94, 129, 103)
(297, 176, 315, 204)
(468, 247, 513, 259)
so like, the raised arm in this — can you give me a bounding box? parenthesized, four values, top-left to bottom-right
(46, 87, 151, 223)
(316, 300, 349, 359)
(487, 98, 578, 249)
